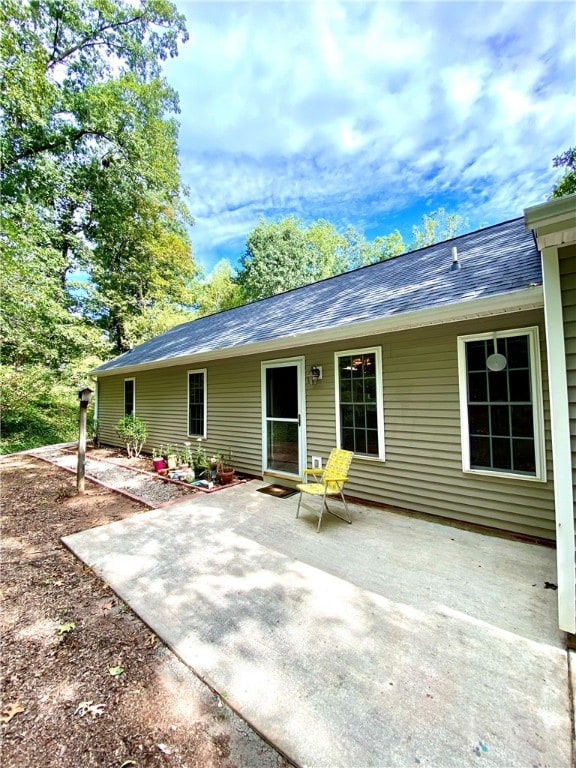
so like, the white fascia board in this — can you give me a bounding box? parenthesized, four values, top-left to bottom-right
(524, 194, 576, 229)
(93, 286, 544, 378)
(541, 246, 576, 634)
(525, 196, 576, 249)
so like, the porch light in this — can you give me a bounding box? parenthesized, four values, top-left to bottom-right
(309, 365, 322, 385)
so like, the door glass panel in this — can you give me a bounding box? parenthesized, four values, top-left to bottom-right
(267, 421, 298, 474)
(266, 366, 298, 418)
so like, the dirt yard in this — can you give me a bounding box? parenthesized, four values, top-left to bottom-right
(0, 452, 290, 768)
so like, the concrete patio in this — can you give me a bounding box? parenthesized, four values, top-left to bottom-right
(63, 480, 572, 767)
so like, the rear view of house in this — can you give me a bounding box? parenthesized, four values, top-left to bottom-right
(93, 196, 576, 633)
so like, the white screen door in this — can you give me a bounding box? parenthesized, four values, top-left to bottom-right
(262, 358, 305, 476)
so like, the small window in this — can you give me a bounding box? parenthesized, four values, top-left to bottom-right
(458, 328, 545, 480)
(335, 347, 384, 459)
(188, 370, 207, 437)
(124, 378, 135, 416)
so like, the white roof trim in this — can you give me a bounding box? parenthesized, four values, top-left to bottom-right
(93, 286, 544, 377)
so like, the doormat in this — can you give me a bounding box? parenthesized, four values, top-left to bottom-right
(257, 485, 298, 499)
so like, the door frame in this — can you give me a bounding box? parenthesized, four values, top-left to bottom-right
(261, 356, 307, 479)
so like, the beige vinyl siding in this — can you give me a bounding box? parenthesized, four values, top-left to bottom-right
(96, 307, 554, 539)
(304, 308, 554, 540)
(98, 357, 264, 476)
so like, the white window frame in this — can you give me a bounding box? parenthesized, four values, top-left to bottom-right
(334, 346, 385, 461)
(124, 377, 135, 416)
(457, 326, 546, 482)
(187, 369, 207, 438)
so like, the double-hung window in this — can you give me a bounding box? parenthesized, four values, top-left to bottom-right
(188, 369, 207, 438)
(335, 347, 385, 459)
(124, 378, 135, 416)
(457, 327, 545, 480)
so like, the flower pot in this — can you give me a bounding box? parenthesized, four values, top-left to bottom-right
(167, 454, 178, 470)
(217, 468, 235, 485)
(153, 458, 166, 472)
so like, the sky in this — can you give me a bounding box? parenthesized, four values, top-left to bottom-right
(163, 0, 576, 274)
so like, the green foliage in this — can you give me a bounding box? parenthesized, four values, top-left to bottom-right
(550, 147, 576, 199)
(195, 259, 243, 316)
(115, 415, 148, 457)
(410, 208, 467, 250)
(235, 208, 467, 303)
(0, 365, 82, 453)
(1, 0, 194, 358)
(237, 216, 312, 302)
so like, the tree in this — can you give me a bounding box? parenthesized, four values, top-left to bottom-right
(372, 230, 406, 262)
(305, 219, 350, 277)
(237, 216, 313, 302)
(0, 0, 193, 447)
(196, 259, 243, 317)
(550, 147, 576, 199)
(1, 0, 195, 356)
(410, 208, 467, 250)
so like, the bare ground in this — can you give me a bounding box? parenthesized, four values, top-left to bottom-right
(0, 452, 290, 768)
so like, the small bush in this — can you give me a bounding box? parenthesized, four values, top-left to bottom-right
(0, 365, 85, 453)
(115, 415, 148, 458)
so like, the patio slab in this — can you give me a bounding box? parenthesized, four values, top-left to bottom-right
(63, 481, 571, 768)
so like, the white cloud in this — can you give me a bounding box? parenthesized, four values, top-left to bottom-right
(166, 0, 576, 270)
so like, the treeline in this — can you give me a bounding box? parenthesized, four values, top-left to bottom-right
(1, 0, 193, 450)
(2, 0, 573, 452)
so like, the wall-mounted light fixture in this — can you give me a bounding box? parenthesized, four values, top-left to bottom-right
(309, 365, 322, 385)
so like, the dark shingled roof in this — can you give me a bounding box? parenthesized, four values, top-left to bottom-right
(95, 217, 541, 372)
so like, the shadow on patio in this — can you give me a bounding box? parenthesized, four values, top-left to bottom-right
(63, 479, 571, 768)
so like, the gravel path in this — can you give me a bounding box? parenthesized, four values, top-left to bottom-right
(29, 445, 195, 507)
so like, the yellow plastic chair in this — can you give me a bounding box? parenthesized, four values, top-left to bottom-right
(296, 449, 354, 532)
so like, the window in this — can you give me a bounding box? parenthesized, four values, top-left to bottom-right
(458, 328, 545, 480)
(335, 347, 384, 459)
(124, 378, 135, 416)
(188, 370, 207, 437)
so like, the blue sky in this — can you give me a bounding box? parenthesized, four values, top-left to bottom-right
(163, 0, 575, 274)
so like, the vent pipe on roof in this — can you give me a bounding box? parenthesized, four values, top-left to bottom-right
(450, 246, 461, 271)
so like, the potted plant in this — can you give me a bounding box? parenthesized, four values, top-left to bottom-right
(152, 447, 166, 472)
(193, 444, 210, 479)
(216, 450, 235, 485)
(164, 444, 179, 470)
(179, 442, 194, 470)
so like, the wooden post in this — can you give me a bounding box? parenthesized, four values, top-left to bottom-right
(77, 386, 94, 495)
(77, 400, 88, 494)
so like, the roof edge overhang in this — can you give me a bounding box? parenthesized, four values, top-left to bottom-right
(92, 286, 544, 378)
(525, 195, 576, 249)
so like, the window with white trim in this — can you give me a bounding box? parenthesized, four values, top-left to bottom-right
(457, 328, 545, 480)
(124, 378, 135, 416)
(335, 347, 385, 459)
(188, 369, 207, 437)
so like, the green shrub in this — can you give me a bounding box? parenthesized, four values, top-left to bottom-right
(115, 415, 148, 458)
(0, 365, 86, 453)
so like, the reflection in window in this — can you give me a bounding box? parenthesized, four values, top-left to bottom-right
(461, 332, 542, 477)
(188, 371, 206, 437)
(124, 379, 134, 416)
(336, 350, 382, 457)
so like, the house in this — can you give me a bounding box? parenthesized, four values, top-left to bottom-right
(93, 196, 576, 632)
(525, 194, 576, 634)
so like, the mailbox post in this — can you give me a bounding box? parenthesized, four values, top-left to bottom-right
(77, 386, 94, 494)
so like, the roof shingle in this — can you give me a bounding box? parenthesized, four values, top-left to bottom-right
(95, 217, 541, 372)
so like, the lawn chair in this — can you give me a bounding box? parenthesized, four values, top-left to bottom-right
(296, 448, 354, 532)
